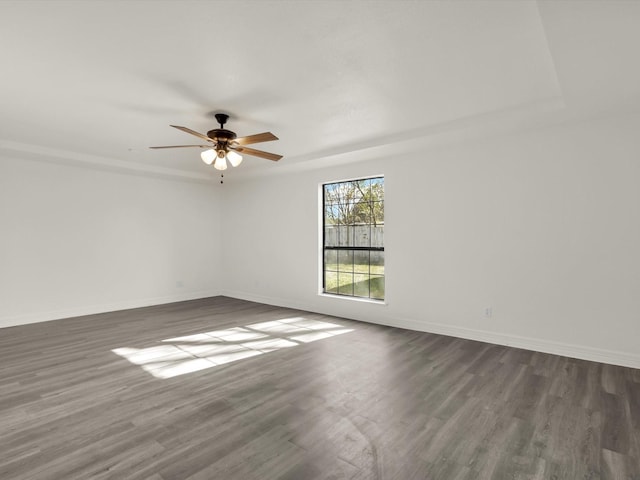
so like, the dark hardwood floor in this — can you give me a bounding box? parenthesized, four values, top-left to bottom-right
(1, 296, 639, 479)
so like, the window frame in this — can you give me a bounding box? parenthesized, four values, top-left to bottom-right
(319, 175, 385, 303)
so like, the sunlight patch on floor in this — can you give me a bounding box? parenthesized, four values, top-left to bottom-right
(112, 317, 353, 379)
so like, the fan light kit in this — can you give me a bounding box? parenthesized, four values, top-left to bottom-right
(150, 113, 282, 182)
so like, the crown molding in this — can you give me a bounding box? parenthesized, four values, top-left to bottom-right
(1, 95, 567, 184)
(0, 139, 215, 184)
(236, 95, 567, 180)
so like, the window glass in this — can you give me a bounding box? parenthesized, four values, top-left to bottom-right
(322, 176, 384, 300)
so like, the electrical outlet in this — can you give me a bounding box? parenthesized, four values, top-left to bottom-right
(484, 307, 492, 318)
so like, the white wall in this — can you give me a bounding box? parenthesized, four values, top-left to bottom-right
(220, 114, 640, 368)
(2, 114, 639, 368)
(0, 156, 222, 327)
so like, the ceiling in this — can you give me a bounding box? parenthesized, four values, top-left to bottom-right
(1, 1, 640, 182)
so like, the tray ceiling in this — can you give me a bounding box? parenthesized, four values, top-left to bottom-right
(1, 1, 639, 181)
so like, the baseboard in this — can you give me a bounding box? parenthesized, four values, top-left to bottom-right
(220, 290, 310, 312)
(0, 289, 221, 329)
(387, 316, 640, 370)
(221, 289, 640, 370)
(6, 288, 638, 370)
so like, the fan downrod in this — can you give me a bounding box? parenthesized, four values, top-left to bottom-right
(208, 113, 236, 142)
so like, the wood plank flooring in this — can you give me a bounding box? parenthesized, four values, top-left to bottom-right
(1, 296, 639, 479)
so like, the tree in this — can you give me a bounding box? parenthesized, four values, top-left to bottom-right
(324, 179, 383, 226)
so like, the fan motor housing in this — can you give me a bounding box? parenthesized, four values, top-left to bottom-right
(207, 129, 237, 142)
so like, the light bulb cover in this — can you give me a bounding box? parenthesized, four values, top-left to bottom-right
(213, 156, 228, 170)
(200, 149, 216, 165)
(227, 150, 243, 167)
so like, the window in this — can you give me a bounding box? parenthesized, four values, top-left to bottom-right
(322, 176, 384, 300)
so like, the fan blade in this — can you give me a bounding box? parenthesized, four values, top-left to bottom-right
(233, 132, 278, 146)
(170, 125, 214, 143)
(149, 144, 211, 149)
(232, 145, 282, 161)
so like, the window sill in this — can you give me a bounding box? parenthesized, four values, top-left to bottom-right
(318, 293, 387, 306)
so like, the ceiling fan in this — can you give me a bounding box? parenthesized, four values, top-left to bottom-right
(150, 113, 282, 171)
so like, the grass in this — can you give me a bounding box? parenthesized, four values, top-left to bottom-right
(324, 263, 385, 300)
(325, 262, 384, 275)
